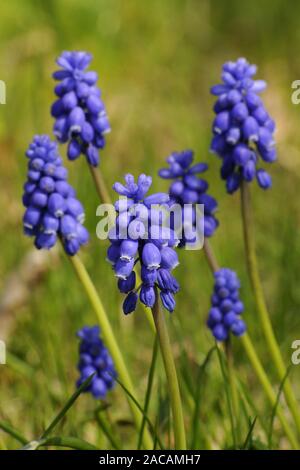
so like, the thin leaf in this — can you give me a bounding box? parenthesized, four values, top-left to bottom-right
(172, 316, 196, 397)
(137, 335, 158, 450)
(95, 410, 121, 450)
(178, 371, 196, 413)
(237, 379, 268, 435)
(153, 414, 160, 450)
(216, 343, 237, 448)
(41, 373, 95, 439)
(268, 365, 292, 448)
(156, 383, 170, 436)
(173, 317, 207, 413)
(248, 438, 269, 450)
(114, 376, 164, 450)
(0, 421, 28, 445)
(190, 346, 216, 449)
(153, 382, 162, 450)
(242, 416, 257, 449)
(178, 349, 196, 397)
(153, 381, 169, 449)
(237, 389, 258, 444)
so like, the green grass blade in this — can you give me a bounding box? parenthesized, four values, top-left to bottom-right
(237, 379, 268, 435)
(268, 365, 292, 448)
(178, 349, 196, 397)
(172, 315, 196, 398)
(237, 386, 257, 438)
(216, 344, 237, 448)
(190, 346, 216, 449)
(153, 415, 160, 450)
(153, 381, 169, 449)
(137, 335, 158, 450)
(114, 376, 164, 450)
(242, 416, 257, 449)
(41, 373, 95, 439)
(95, 410, 121, 450)
(0, 421, 28, 445)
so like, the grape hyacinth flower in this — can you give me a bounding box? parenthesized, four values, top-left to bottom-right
(107, 174, 180, 314)
(210, 58, 276, 193)
(76, 326, 116, 399)
(158, 149, 218, 245)
(207, 268, 246, 341)
(52, 51, 110, 166)
(22, 135, 89, 255)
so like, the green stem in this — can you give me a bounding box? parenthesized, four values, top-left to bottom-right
(204, 240, 240, 441)
(95, 409, 121, 450)
(0, 421, 27, 445)
(216, 343, 237, 447)
(151, 294, 186, 449)
(89, 164, 113, 205)
(203, 239, 220, 272)
(225, 339, 240, 442)
(88, 164, 116, 228)
(241, 334, 298, 449)
(137, 336, 159, 450)
(68, 253, 153, 450)
(240, 180, 300, 435)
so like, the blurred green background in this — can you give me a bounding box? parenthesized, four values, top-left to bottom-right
(0, 0, 300, 449)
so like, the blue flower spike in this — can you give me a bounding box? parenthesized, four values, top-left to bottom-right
(207, 268, 246, 341)
(76, 326, 116, 399)
(211, 58, 276, 193)
(107, 174, 180, 314)
(52, 51, 111, 167)
(23, 135, 89, 255)
(159, 150, 219, 245)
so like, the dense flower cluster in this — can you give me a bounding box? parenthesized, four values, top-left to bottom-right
(76, 326, 116, 399)
(22, 135, 89, 255)
(211, 57, 276, 193)
(207, 268, 246, 341)
(52, 51, 110, 166)
(159, 149, 218, 245)
(107, 174, 180, 314)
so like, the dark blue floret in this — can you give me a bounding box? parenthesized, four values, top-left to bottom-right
(159, 150, 219, 244)
(210, 58, 276, 193)
(207, 268, 246, 341)
(107, 174, 180, 314)
(22, 135, 89, 255)
(76, 326, 116, 399)
(52, 51, 110, 167)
